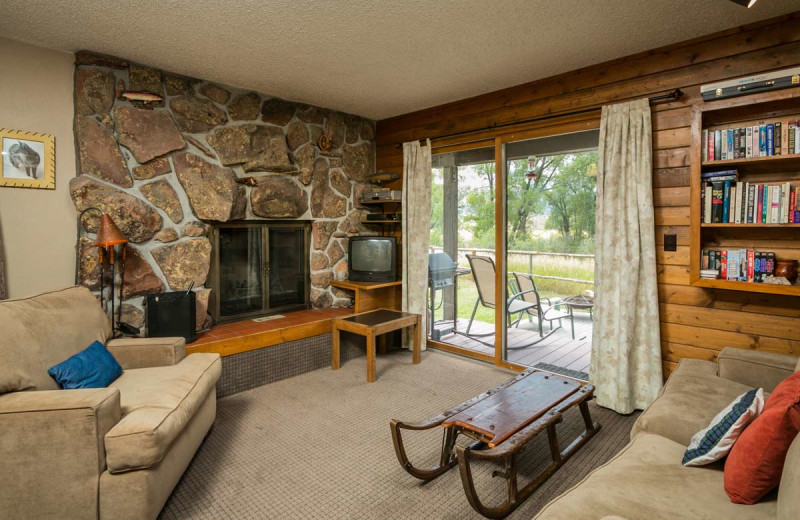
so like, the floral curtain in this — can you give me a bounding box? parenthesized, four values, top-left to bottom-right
(401, 139, 432, 350)
(589, 98, 662, 414)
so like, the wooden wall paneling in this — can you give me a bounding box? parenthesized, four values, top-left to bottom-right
(377, 13, 800, 374)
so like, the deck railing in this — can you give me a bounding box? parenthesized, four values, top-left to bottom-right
(429, 246, 595, 286)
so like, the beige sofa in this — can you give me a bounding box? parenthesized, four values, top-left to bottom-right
(535, 348, 800, 520)
(0, 287, 221, 520)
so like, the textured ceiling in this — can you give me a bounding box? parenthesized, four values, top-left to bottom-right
(0, 1, 797, 120)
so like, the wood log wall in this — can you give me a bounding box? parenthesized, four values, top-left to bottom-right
(375, 13, 800, 377)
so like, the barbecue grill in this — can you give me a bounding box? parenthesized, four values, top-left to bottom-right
(428, 252, 459, 340)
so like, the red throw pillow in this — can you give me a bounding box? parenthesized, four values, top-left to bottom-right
(724, 371, 800, 504)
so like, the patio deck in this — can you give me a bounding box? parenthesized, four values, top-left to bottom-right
(431, 311, 593, 375)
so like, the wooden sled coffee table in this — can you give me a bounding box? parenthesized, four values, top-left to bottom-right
(390, 369, 600, 519)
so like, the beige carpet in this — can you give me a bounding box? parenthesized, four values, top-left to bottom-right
(160, 350, 638, 519)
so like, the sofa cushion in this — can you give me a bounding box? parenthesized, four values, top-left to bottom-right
(534, 433, 778, 520)
(0, 287, 111, 393)
(631, 359, 753, 446)
(104, 353, 220, 473)
(683, 388, 764, 467)
(725, 372, 800, 505)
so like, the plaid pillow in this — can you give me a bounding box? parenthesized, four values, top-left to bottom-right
(683, 388, 764, 467)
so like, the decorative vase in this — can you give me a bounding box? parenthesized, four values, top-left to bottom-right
(774, 260, 798, 284)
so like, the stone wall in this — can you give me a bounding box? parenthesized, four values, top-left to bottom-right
(71, 52, 375, 328)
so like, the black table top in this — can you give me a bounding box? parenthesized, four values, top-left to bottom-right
(339, 309, 416, 326)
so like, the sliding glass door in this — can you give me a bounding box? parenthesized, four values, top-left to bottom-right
(501, 130, 599, 374)
(427, 145, 497, 362)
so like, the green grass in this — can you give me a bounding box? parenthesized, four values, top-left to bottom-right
(441, 255, 594, 326)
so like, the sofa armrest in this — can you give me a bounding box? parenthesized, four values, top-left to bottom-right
(106, 337, 186, 369)
(717, 347, 799, 393)
(0, 388, 121, 519)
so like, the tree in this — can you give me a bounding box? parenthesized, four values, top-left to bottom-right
(545, 153, 597, 242)
(429, 171, 444, 247)
(507, 155, 566, 245)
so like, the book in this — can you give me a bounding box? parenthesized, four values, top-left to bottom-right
(711, 181, 724, 223)
(756, 184, 764, 223)
(747, 250, 755, 282)
(753, 126, 760, 158)
(702, 129, 709, 162)
(791, 187, 797, 224)
(747, 183, 756, 223)
(766, 123, 774, 156)
(739, 249, 748, 281)
(714, 130, 722, 160)
(746, 126, 753, 158)
(728, 129, 734, 160)
(702, 250, 710, 270)
(728, 186, 736, 223)
(775, 122, 782, 156)
(734, 181, 743, 224)
(794, 186, 800, 222)
(704, 183, 712, 223)
(727, 249, 739, 281)
(766, 252, 776, 276)
(759, 124, 766, 156)
(721, 250, 728, 280)
(722, 181, 732, 223)
(734, 128, 741, 159)
(771, 185, 780, 223)
(762, 185, 769, 223)
(754, 252, 763, 283)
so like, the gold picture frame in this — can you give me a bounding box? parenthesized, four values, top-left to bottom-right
(0, 128, 55, 189)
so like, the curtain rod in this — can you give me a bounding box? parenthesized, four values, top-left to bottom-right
(394, 89, 684, 148)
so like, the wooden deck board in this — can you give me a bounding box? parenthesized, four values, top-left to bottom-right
(432, 312, 592, 373)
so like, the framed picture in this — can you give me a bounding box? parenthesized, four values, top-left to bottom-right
(0, 128, 55, 189)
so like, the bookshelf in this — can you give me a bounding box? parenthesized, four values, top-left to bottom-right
(689, 89, 800, 297)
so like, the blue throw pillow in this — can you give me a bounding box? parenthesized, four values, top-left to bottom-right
(47, 341, 123, 389)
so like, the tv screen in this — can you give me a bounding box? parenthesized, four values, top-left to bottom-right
(348, 237, 397, 282)
(352, 239, 392, 272)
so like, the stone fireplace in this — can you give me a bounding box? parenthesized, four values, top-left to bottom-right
(70, 51, 375, 331)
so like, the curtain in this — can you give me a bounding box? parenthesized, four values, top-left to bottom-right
(401, 139, 432, 350)
(589, 98, 662, 414)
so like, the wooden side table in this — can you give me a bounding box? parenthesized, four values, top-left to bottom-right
(331, 308, 421, 382)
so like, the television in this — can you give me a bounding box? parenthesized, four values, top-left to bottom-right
(348, 236, 397, 282)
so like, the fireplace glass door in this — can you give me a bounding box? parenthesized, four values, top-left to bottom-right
(211, 222, 310, 323)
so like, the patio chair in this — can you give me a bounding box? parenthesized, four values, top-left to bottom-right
(512, 272, 574, 340)
(463, 255, 551, 349)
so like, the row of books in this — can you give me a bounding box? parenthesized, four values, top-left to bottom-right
(702, 119, 800, 162)
(700, 170, 800, 224)
(700, 250, 775, 282)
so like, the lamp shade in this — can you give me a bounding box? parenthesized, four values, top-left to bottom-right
(95, 214, 128, 247)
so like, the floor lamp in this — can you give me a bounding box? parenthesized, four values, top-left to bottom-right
(77, 207, 128, 335)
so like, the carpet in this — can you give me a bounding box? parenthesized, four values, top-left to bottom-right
(160, 350, 638, 519)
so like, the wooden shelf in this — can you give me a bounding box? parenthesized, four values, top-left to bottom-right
(702, 154, 800, 174)
(690, 92, 800, 297)
(701, 223, 800, 228)
(692, 278, 800, 296)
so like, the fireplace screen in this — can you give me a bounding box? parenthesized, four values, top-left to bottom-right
(210, 221, 310, 323)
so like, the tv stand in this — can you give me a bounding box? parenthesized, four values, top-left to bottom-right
(330, 280, 402, 313)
